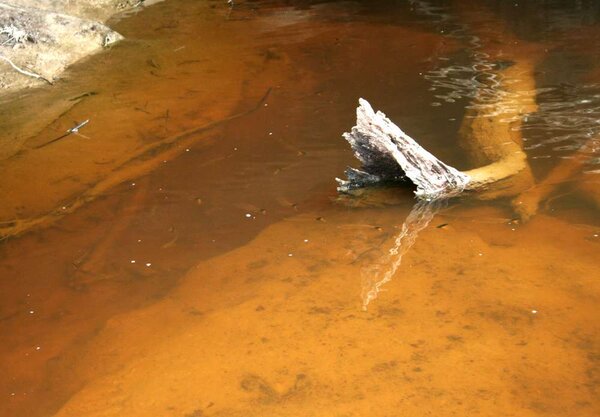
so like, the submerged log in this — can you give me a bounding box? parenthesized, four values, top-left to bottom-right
(512, 135, 600, 220)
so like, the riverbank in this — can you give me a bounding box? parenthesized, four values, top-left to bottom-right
(0, 0, 152, 93)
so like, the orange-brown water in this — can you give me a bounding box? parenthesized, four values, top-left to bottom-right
(1, 1, 599, 416)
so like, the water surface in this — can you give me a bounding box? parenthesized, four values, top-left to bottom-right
(0, 1, 598, 416)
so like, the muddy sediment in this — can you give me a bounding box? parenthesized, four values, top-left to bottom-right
(43, 207, 600, 417)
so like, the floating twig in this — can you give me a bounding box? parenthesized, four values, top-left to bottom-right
(70, 119, 89, 133)
(34, 119, 90, 149)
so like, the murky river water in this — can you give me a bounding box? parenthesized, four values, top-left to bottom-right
(1, 1, 599, 416)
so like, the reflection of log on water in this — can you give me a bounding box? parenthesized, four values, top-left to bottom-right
(360, 200, 443, 309)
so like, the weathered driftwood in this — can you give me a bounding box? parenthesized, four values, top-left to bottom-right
(337, 98, 532, 201)
(337, 99, 470, 200)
